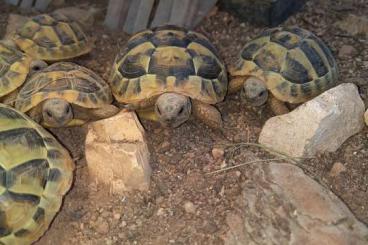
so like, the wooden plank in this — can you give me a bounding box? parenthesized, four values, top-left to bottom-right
(192, 0, 217, 27)
(169, 0, 200, 28)
(5, 0, 21, 5)
(221, 0, 306, 26)
(123, 0, 154, 34)
(104, 0, 131, 30)
(34, 0, 53, 11)
(150, 0, 173, 28)
(19, 0, 34, 8)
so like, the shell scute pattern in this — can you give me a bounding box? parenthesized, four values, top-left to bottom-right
(15, 62, 112, 113)
(234, 27, 338, 103)
(14, 13, 92, 61)
(0, 104, 74, 245)
(110, 26, 227, 106)
(0, 42, 32, 98)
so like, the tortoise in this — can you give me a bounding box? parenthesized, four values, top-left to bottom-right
(12, 12, 93, 61)
(0, 103, 74, 244)
(109, 25, 228, 129)
(0, 40, 47, 104)
(229, 26, 338, 114)
(15, 62, 119, 128)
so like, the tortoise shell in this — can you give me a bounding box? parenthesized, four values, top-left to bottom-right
(0, 41, 33, 98)
(109, 25, 228, 108)
(13, 13, 92, 61)
(15, 62, 113, 113)
(231, 27, 338, 103)
(0, 104, 74, 244)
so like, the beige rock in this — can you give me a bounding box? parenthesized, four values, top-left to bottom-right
(364, 109, 368, 126)
(259, 83, 365, 158)
(86, 111, 151, 194)
(224, 162, 368, 245)
(4, 14, 29, 40)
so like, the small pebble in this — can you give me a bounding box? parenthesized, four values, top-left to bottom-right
(183, 201, 196, 214)
(212, 147, 225, 160)
(329, 162, 347, 177)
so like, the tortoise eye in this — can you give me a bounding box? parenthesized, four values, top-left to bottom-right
(157, 106, 161, 115)
(65, 106, 70, 113)
(46, 111, 52, 117)
(178, 107, 184, 115)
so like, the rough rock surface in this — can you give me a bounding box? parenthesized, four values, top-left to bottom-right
(259, 83, 365, 158)
(85, 111, 151, 194)
(224, 162, 368, 245)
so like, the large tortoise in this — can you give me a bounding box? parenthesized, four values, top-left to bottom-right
(229, 27, 338, 114)
(0, 40, 46, 104)
(0, 103, 74, 244)
(109, 25, 228, 129)
(15, 62, 119, 128)
(13, 13, 92, 61)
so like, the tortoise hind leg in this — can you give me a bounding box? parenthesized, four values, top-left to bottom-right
(192, 100, 223, 129)
(268, 94, 289, 115)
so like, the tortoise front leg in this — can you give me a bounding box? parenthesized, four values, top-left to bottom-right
(192, 100, 223, 129)
(228, 76, 245, 94)
(268, 94, 289, 115)
(88, 104, 121, 119)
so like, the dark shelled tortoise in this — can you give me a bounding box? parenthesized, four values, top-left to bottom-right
(15, 62, 119, 128)
(13, 12, 93, 61)
(0, 40, 46, 105)
(109, 25, 228, 129)
(229, 26, 338, 115)
(0, 104, 74, 244)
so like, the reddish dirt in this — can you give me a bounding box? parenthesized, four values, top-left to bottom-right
(0, 0, 367, 244)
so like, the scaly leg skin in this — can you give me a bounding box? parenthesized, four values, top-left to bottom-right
(268, 95, 289, 115)
(137, 107, 159, 122)
(89, 104, 120, 119)
(1, 90, 18, 106)
(228, 76, 245, 94)
(192, 100, 223, 129)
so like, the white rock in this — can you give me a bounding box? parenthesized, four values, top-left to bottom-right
(364, 109, 368, 126)
(85, 111, 151, 194)
(259, 83, 365, 158)
(183, 201, 196, 214)
(224, 162, 368, 245)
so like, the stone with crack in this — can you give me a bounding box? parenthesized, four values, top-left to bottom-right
(259, 83, 365, 158)
(224, 162, 368, 245)
(85, 110, 151, 194)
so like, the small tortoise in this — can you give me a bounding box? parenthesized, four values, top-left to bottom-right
(0, 40, 46, 104)
(15, 62, 119, 128)
(229, 27, 338, 114)
(13, 13, 92, 61)
(0, 103, 74, 244)
(109, 25, 228, 128)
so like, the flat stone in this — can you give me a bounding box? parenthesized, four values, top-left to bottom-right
(224, 162, 368, 245)
(85, 111, 151, 194)
(259, 83, 365, 158)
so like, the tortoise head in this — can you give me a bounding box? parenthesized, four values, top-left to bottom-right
(42, 98, 73, 127)
(155, 93, 191, 128)
(241, 77, 268, 107)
